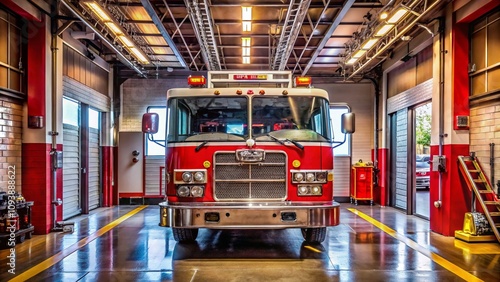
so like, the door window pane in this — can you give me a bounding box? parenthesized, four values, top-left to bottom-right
(89, 108, 99, 129)
(63, 98, 79, 126)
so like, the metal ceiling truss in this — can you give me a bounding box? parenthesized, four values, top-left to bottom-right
(342, 0, 443, 80)
(141, 0, 188, 69)
(61, 0, 146, 77)
(184, 0, 221, 70)
(271, 0, 311, 71)
(162, 0, 200, 71)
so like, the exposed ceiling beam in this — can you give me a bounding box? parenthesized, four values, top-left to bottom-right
(141, 0, 187, 69)
(302, 0, 356, 75)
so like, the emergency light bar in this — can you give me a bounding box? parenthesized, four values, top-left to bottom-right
(188, 76, 206, 86)
(295, 76, 312, 87)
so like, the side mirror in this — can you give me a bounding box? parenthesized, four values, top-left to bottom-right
(142, 113, 159, 134)
(341, 112, 355, 134)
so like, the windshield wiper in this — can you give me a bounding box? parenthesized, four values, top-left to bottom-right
(195, 141, 208, 152)
(266, 134, 304, 150)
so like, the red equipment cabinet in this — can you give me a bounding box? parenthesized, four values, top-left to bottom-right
(350, 165, 374, 205)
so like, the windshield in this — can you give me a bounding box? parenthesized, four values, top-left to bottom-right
(167, 95, 332, 142)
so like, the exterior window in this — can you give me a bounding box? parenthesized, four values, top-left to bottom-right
(470, 9, 500, 96)
(0, 8, 24, 95)
(330, 105, 351, 156)
(146, 107, 167, 156)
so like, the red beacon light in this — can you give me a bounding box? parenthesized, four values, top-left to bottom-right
(187, 76, 206, 87)
(247, 90, 254, 95)
(259, 90, 265, 95)
(295, 76, 312, 87)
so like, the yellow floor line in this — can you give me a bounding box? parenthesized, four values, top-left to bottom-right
(348, 208, 484, 282)
(9, 205, 148, 282)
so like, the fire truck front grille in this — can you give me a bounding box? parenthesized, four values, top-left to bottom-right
(214, 151, 287, 200)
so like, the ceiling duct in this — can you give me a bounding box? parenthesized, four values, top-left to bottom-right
(70, 31, 95, 40)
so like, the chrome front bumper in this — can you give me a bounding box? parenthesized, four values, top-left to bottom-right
(159, 201, 339, 229)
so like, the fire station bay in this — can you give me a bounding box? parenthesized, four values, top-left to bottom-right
(2, 0, 500, 281)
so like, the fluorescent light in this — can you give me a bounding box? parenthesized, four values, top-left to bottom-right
(242, 7, 252, 21)
(243, 57, 250, 64)
(118, 35, 134, 48)
(105, 22, 123, 35)
(352, 49, 366, 58)
(241, 37, 251, 47)
(242, 47, 250, 56)
(83, 1, 112, 22)
(130, 47, 149, 64)
(375, 24, 393, 36)
(346, 58, 358, 65)
(387, 8, 408, 24)
(243, 21, 252, 32)
(361, 38, 379, 50)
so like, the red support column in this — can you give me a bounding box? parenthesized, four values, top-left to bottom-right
(429, 20, 471, 236)
(101, 146, 113, 207)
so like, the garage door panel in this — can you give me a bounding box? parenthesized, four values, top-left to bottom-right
(88, 127, 100, 210)
(63, 123, 81, 219)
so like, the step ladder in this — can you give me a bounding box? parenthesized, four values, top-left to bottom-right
(458, 155, 500, 243)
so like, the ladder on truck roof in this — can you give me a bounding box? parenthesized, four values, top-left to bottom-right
(458, 155, 500, 243)
(206, 71, 293, 88)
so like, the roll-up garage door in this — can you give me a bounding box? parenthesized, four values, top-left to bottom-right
(394, 109, 408, 210)
(88, 127, 100, 210)
(63, 123, 81, 219)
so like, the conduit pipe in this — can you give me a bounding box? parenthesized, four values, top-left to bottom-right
(435, 17, 446, 209)
(50, 0, 62, 231)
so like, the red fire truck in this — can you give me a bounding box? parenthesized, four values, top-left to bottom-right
(142, 71, 354, 243)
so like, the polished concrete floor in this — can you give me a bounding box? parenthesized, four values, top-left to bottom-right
(1, 204, 500, 282)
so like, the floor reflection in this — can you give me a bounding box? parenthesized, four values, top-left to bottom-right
(171, 229, 335, 281)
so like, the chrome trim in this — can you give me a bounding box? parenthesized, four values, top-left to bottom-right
(159, 201, 339, 228)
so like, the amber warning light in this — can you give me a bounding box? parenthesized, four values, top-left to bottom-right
(295, 76, 312, 87)
(188, 76, 206, 86)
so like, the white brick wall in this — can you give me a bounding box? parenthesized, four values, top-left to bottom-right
(470, 103, 500, 187)
(120, 78, 187, 132)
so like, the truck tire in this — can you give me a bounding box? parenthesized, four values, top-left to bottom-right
(301, 227, 326, 243)
(172, 228, 198, 242)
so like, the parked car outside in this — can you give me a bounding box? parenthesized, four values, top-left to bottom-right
(416, 158, 430, 190)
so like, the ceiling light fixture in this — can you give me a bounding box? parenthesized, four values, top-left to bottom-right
(81, 0, 149, 65)
(242, 7, 252, 20)
(387, 8, 408, 24)
(241, 37, 251, 47)
(361, 38, 379, 50)
(242, 6, 252, 32)
(375, 24, 394, 37)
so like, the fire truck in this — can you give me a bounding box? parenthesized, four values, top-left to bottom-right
(142, 71, 354, 243)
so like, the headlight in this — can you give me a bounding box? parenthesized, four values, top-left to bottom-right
(177, 186, 190, 197)
(294, 172, 304, 182)
(311, 186, 321, 195)
(191, 186, 204, 197)
(182, 172, 193, 182)
(193, 171, 205, 182)
(316, 172, 327, 182)
(305, 173, 315, 182)
(298, 186, 309, 195)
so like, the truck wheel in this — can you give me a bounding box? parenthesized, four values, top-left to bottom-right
(172, 228, 198, 243)
(301, 227, 326, 243)
(17, 234, 26, 243)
